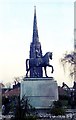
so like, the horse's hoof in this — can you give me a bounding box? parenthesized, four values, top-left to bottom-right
(51, 69, 54, 73)
(46, 76, 48, 78)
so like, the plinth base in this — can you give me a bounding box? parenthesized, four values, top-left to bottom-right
(20, 77, 58, 109)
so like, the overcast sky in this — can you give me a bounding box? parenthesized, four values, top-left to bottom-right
(0, 0, 74, 86)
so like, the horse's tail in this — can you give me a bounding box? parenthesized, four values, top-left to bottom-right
(26, 59, 29, 71)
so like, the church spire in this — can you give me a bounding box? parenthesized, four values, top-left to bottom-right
(32, 6, 39, 43)
(30, 6, 43, 77)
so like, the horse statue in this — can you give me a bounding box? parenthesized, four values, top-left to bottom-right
(26, 52, 54, 77)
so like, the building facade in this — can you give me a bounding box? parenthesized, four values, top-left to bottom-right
(74, 2, 76, 81)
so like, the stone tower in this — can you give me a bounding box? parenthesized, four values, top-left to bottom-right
(30, 6, 43, 77)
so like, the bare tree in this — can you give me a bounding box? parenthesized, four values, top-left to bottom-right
(60, 51, 76, 78)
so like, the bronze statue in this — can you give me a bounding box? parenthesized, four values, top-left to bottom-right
(26, 52, 54, 77)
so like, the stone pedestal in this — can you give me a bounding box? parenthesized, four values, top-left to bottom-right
(20, 77, 58, 109)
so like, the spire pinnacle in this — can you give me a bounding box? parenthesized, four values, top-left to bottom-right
(34, 6, 36, 13)
(32, 6, 39, 43)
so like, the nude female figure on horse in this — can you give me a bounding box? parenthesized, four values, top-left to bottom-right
(26, 52, 54, 77)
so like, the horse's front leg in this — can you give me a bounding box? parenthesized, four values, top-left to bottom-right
(47, 64, 54, 73)
(44, 66, 48, 77)
(51, 66, 54, 73)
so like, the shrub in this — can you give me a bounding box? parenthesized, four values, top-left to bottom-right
(51, 107, 65, 116)
(50, 100, 66, 116)
(11, 96, 37, 120)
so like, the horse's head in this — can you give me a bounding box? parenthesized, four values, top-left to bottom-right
(43, 52, 53, 61)
(49, 52, 52, 60)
